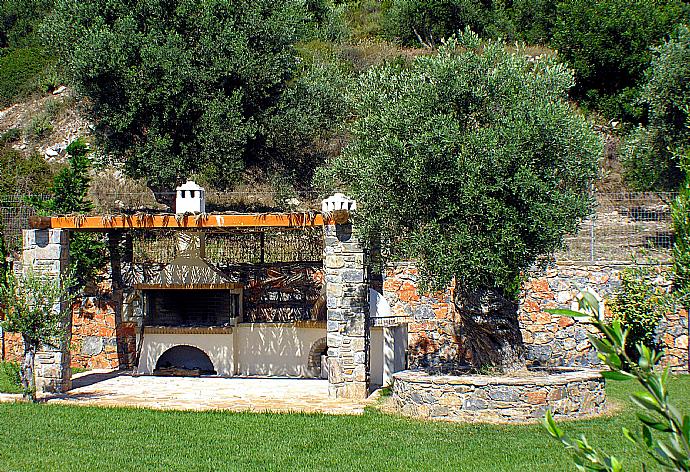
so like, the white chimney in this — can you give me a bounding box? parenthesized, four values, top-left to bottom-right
(176, 180, 205, 214)
(321, 193, 357, 213)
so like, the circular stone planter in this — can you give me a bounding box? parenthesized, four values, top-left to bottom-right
(391, 368, 606, 423)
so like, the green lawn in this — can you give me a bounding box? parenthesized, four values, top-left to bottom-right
(0, 376, 688, 471)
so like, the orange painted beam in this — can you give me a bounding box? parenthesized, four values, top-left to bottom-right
(30, 213, 328, 231)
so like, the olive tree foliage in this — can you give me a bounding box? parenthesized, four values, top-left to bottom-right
(0, 269, 74, 402)
(0, 0, 54, 48)
(622, 25, 690, 192)
(383, 0, 488, 47)
(47, 0, 345, 194)
(320, 30, 600, 295)
(318, 31, 601, 370)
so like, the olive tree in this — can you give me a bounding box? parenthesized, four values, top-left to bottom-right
(319, 30, 602, 371)
(0, 269, 74, 401)
(47, 0, 341, 196)
(622, 25, 690, 191)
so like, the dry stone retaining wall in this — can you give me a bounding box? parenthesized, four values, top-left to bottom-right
(384, 262, 689, 373)
(521, 264, 688, 370)
(392, 368, 606, 423)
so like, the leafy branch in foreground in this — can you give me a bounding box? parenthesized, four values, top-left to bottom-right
(543, 292, 690, 471)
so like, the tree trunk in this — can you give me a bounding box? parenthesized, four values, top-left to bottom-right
(21, 337, 37, 402)
(453, 286, 526, 374)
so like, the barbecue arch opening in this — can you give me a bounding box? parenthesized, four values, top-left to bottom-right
(154, 345, 216, 376)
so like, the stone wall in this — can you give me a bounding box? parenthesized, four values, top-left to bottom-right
(1, 331, 23, 362)
(383, 262, 689, 372)
(383, 264, 460, 371)
(3, 298, 136, 371)
(392, 368, 606, 423)
(521, 264, 688, 370)
(71, 297, 136, 370)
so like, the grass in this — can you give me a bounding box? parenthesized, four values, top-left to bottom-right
(0, 361, 22, 394)
(0, 376, 688, 471)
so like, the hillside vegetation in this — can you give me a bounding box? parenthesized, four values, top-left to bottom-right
(0, 0, 688, 202)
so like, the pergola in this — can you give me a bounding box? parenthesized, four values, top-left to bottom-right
(22, 193, 370, 400)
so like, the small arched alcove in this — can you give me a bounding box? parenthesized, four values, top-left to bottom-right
(307, 337, 329, 379)
(154, 345, 216, 376)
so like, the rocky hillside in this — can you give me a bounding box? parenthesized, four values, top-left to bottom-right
(0, 85, 91, 164)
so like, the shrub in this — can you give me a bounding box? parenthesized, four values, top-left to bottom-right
(0, 0, 54, 49)
(29, 139, 106, 287)
(0, 361, 22, 394)
(26, 111, 53, 140)
(304, 0, 349, 42)
(607, 266, 670, 359)
(383, 0, 488, 47)
(0, 46, 56, 107)
(622, 24, 690, 191)
(552, 0, 688, 121)
(0, 268, 75, 401)
(505, 0, 557, 44)
(0, 128, 20, 144)
(0, 146, 55, 196)
(260, 60, 351, 178)
(545, 293, 690, 471)
(672, 154, 690, 300)
(345, 0, 389, 39)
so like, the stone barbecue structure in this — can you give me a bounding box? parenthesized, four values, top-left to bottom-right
(2, 183, 688, 421)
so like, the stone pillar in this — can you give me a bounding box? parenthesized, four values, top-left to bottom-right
(22, 229, 71, 394)
(323, 194, 369, 399)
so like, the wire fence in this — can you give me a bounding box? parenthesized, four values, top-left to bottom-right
(556, 192, 676, 264)
(0, 194, 49, 254)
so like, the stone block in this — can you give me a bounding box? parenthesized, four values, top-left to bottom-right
(463, 397, 488, 411)
(342, 270, 364, 283)
(489, 388, 519, 402)
(326, 283, 343, 298)
(430, 405, 449, 417)
(341, 382, 368, 399)
(327, 296, 340, 309)
(81, 336, 104, 356)
(325, 255, 345, 269)
(326, 320, 340, 332)
(327, 333, 342, 347)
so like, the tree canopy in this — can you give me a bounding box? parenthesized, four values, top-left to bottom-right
(622, 24, 690, 191)
(48, 0, 342, 193)
(552, 0, 688, 121)
(319, 31, 602, 296)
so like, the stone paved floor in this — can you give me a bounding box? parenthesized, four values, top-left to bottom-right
(43, 371, 368, 415)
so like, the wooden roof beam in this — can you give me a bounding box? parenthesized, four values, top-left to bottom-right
(28, 213, 328, 231)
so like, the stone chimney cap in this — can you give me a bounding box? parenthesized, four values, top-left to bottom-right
(321, 193, 357, 213)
